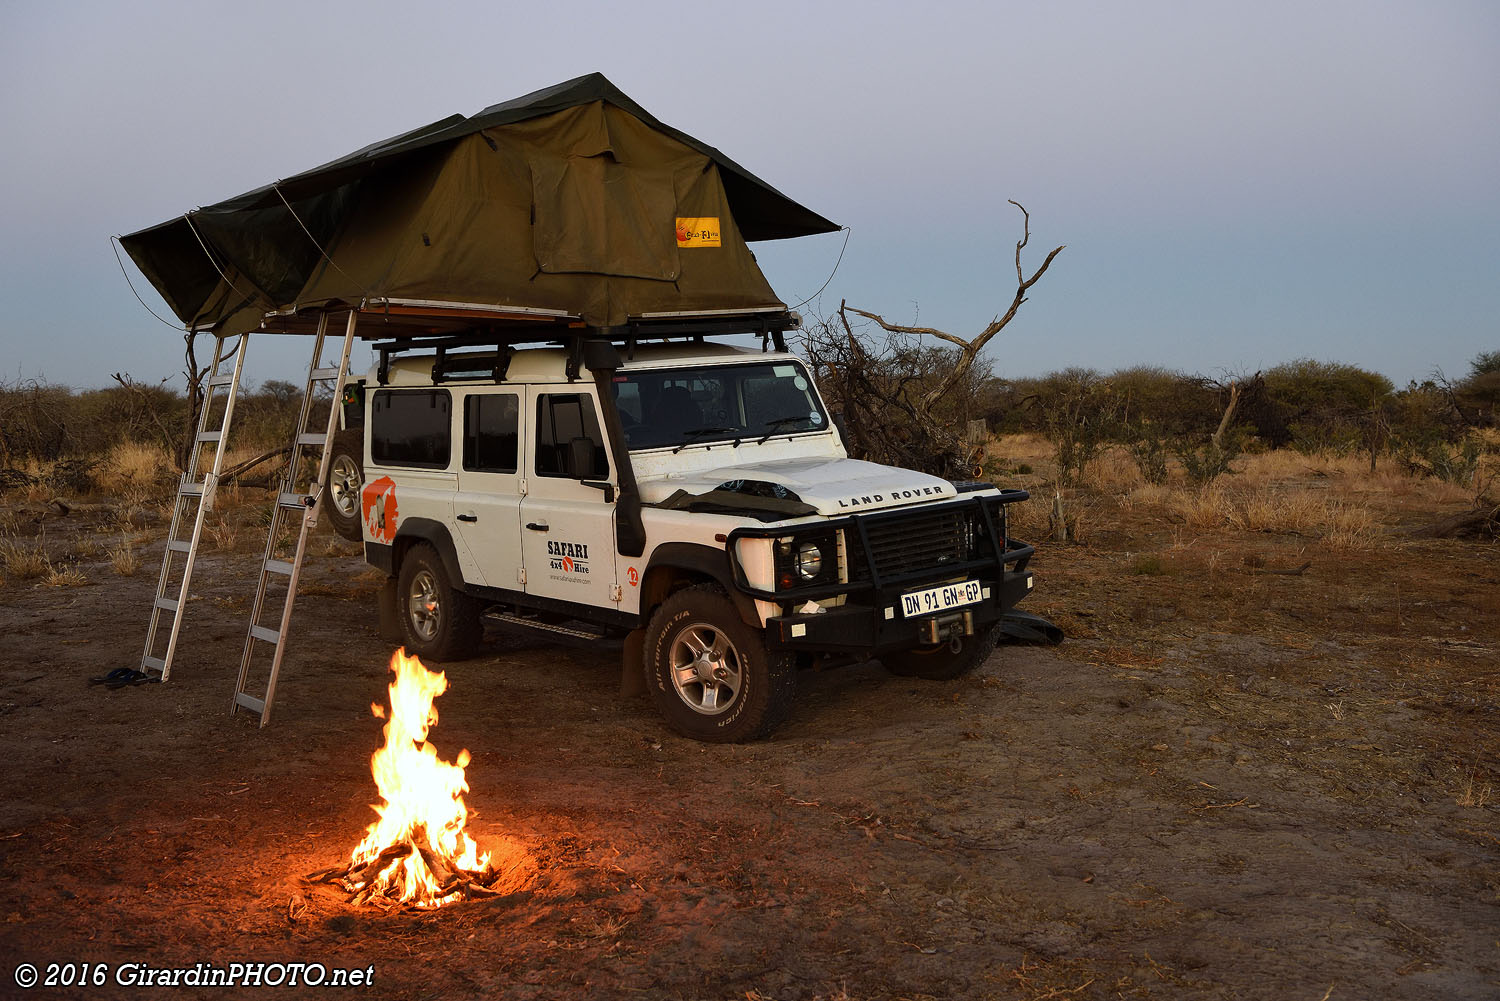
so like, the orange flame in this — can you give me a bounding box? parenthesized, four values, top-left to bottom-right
(348, 648, 489, 906)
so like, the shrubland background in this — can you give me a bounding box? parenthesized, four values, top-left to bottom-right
(1, 345, 1495, 516)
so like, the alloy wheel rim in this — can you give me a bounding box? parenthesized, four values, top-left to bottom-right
(668, 623, 743, 715)
(407, 569, 440, 640)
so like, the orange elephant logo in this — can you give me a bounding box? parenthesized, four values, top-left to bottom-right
(361, 475, 399, 543)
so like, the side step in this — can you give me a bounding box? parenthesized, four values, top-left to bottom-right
(482, 610, 622, 648)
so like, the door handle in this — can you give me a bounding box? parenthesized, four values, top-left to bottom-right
(457, 514, 477, 523)
(526, 522, 549, 532)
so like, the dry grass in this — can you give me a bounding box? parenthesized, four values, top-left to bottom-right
(41, 563, 88, 588)
(1455, 771, 1492, 809)
(0, 532, 88, 587)
(205, 517, 239, 551)
(1085, 447, 1142, 491)
(1117, 481, 1384, 550)
(110, 540, 141, 577)
(987, 435, 1458, 554)
(102, 441, 175, 494)
(1, 535, 50, 580)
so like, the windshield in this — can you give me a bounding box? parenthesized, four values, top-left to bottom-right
(611, 360, 830, 451)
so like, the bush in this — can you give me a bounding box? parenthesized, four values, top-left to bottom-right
(1123, 421, 1171, 484)
(1025, 368, 1119, 484)
(1252, 359, 1393, 449)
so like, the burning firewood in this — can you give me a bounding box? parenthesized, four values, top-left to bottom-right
(305, 649, 510, 909)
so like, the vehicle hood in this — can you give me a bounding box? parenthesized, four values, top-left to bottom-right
(635, 456, 956, 516)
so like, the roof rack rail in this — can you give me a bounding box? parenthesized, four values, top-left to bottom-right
(368, 308, 802, 384)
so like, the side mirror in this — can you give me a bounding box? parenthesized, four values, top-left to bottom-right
(581, 479, 616, 502)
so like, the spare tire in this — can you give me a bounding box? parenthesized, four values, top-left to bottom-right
(323, 428, 364, 541)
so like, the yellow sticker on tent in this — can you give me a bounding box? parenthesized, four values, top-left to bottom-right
(675, 217, 721, 248)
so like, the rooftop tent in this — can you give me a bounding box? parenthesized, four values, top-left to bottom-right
(119, 74, 838, 334)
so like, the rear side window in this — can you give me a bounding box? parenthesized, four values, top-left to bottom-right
(371, 389, 451, 468)
(535, 394, 609, 479)
(463, 393, 519, 473)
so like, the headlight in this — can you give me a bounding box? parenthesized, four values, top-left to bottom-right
(795, 541, 823, 579)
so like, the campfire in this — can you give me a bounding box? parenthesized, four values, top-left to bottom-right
(309, 649, 508, 908)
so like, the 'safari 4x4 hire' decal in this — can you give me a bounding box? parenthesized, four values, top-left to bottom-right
(362, 475, 399, 543)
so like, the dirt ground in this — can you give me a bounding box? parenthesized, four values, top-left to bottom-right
(1, 473, 1497, 1000)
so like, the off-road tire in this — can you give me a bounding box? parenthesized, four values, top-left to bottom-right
(324, 429, 364, 542)
(396, 543, 483, 662)
(882, 624, 1001, 681)
(645, 584, 795, 743)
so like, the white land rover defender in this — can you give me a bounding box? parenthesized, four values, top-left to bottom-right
(323, 317, 1035, 742)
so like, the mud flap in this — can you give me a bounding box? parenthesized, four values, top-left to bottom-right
(620, 627, 647, 698)
(377, 577, 403, 645)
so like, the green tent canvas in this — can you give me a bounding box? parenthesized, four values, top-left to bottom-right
(121, 74, 838, 335)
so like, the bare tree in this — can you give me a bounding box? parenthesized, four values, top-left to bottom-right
(109, 372, 180, 464)
(840, 201, 1064, 412)
(804, 202, 1062, 479)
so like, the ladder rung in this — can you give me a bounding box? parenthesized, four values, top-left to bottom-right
(179, 482, 205, 497)
(278, 492, 312, 509)
(167, 539, 192, 553)
(296, 432, 328, 447)
(207, 374, 235, 387)
(264, 559, 295, 576)
(234, 692, 266, 714)
(249, 624, 280, 644)
(310, 367, 340, 380)
(154, 597, 179, 613)
(141, 656, 167, 674)
(197, 431, 223, 443)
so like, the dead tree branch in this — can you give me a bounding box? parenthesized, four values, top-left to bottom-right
(843, 200, 1063, 411)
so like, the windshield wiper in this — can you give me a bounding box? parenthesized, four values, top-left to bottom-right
(756, 415, 809, 445)
(671, 426, 737, 454)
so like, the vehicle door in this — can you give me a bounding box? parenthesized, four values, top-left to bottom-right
(452, 389, 524, 590)
(519, 387, 619, 608)
(364, 386, 457, 553)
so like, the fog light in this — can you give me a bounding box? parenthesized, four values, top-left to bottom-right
(794, 541, 823, 579)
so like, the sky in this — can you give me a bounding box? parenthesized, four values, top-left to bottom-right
(0, 0, 1495, 392)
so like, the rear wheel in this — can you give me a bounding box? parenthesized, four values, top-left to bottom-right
(645, 584, 795, 743)
(882, 625, 1000, 680)
(396, 543, 482, 661)
(324, 429, 364, 542)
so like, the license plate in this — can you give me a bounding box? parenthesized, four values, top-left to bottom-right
(900, 580, 983, 618)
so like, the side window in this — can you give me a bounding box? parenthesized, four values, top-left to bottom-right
(371, 389, 451, 468)
(463, 393, 519, 473)
(535, 394, 609, 479)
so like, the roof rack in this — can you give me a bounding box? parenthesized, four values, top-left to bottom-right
(353, 303, 802, 384)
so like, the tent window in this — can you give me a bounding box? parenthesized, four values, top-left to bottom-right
(530, 152, 678, 280)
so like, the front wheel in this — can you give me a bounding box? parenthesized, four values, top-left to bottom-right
(645, 585, 795, 743)
(882, 624, 1000, 680)
(396, 543, 482, 661)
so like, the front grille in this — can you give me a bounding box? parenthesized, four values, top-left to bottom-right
(845, 506, 978, 582)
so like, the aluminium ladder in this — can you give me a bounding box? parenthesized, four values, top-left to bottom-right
(139, 332, 249, 680)
(232, 311, 358, 725)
